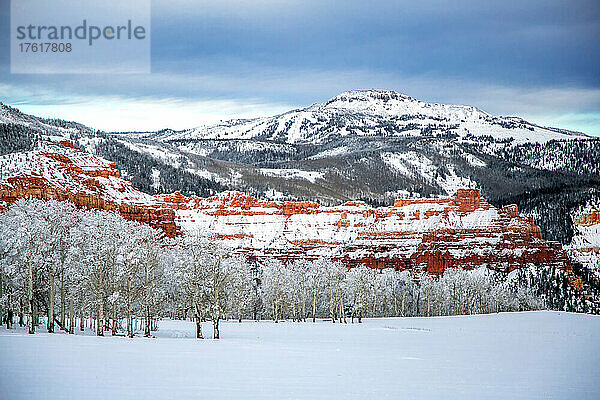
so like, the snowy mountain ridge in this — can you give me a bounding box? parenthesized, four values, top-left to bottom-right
(145, 90, 588, 144)
(0, 102, 95, 141)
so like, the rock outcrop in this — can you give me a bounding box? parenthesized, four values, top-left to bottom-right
(0, 140, 571, 274)
(569, 211, 600, 274)
(157, 189, 570, 274)
(0, 141, 179, 237)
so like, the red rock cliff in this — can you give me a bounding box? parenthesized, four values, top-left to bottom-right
(0, 142, 178, 237)
(157, 189, 571, 275)
(0, 142, 571, 273)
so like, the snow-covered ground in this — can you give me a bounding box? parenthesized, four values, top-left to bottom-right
(1, 311, 599, 400)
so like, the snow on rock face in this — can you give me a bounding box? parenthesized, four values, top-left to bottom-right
(153, 90, 588, 145)
(0, 140, 179, 237)
(568, 211, 600, 274)
(0, 141, 570, 274)
(157, 189, 570, 275)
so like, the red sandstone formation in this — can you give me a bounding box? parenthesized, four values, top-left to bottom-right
(158, 189, 571, 275)
(569, 210, 600, 274)
(0, 141, 571, 274)
(575, 211, 600, 227)
(0, 142, 178, 237)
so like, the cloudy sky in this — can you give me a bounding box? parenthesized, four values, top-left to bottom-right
(1, 0, 599, 134)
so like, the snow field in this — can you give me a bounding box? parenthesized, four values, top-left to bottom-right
(1, 311, 599, 400)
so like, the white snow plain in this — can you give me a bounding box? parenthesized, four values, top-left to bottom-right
(1, 311, 599, 400)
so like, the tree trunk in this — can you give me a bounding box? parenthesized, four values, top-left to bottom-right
(112, 303, 117, 336)
(401, 291, 406, 317)
(372, 290, 377, 317)
(292, 302, 297, 322)
(33, 301, 39, 326)
(312, 287, 317, 322)
(195, 315, 203, 339)
(144, 262, 151, 337)
(339, 293, 346, 323)
(427, 287, 431, 317)
(213, 318, 220, 339)
(80, 312, 85, 331)
(69, 297, 74, 334)
(452, 284, 456, 315)
(60, 271, 65, 329)
(144, 305, 151, 337)
(329, 285, 335, 323)
(426, 288, 431, 317)
(127, 278, 133, 338)
(127, 312, 133, 338)
(301, 284, 307, 322)
(97, 300, 104, 336)
(28, 261, 34, 334)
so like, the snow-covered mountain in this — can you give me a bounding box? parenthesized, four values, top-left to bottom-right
(1, 92, 599, 246)
(144, 90, 587, 144)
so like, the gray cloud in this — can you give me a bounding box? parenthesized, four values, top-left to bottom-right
(3, 66, 599, 134)
(0, 0, 598, 133)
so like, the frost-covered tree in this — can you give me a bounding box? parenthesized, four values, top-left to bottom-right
(41, 200, 79, 333)
(306, 259, 326, 322)
(0, 199, 53, 334)
(116, 226, 146, 337)
(174, 233, 241, 338)
(173, 232, 209, 338)
(344, 266, 369, 322)
(203, 245, 237, 339)
(324, 260, 347, 323)
(288, 260, 310, 322)
(261, 258, 289, 323)
(138, 227, 162, 337)
(77, 210, 123, 336)
(228, 256, 254, 323)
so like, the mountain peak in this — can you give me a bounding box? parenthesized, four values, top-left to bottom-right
(326, 89, 415, 105)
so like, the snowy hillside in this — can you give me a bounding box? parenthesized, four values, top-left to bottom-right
(0, 102, 95, 142)
(146, 90, 588, 144)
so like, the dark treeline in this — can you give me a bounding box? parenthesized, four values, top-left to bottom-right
(0, 123, 40, 156)
(93, 138, 227, 197)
